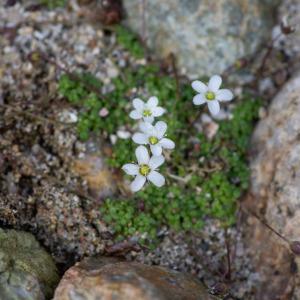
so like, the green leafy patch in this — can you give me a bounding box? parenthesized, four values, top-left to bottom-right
(100, 97, 261, 242)
(115, 25, 145, 59)
(58, 72, 134, 142)
(40, 0, 67, 9)
(58, 26, 261, 244)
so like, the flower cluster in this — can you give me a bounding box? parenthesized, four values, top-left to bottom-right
(122, 97, 175, 192)
(122, 75, 233, 192)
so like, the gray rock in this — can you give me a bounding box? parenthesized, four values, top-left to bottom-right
(53, 257, 216, 300)
(0, 228, 59, 300)
(243, 71, 300, 299)
(275, 0, 300, 64)
(123, 0, 278, 77)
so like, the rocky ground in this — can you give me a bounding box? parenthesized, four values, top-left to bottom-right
(0, 0, 300, 299)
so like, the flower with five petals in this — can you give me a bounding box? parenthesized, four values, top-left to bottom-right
(132, 121, 175, 156)
(191, 75, 233, 116)
(122, 145, 165, 192)
(129, 97, 165, 123)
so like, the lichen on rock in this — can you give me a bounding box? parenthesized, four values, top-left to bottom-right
(0, 228, 59, 300)
(123, 0, 278, 76)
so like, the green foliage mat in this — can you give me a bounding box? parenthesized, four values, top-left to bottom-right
(58, 26, 261, 243)
(40, 0, 66, 9)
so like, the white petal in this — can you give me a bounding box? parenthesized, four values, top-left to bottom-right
(129, 110, 142, 120)
(152, 107, 165, 117)
(147, 171, 165, 187)
(122, 164, 139, 175)
(147, 96, 158, 108)
(216, 89, 234, 102)
(130, 175, 146, 192)
(140, 121, 156, 136)
(151, 127, 160, 138)
(208, 75, 222, 92)
(159, 138, 175, 149)
(191, 80, 207, 93)
(154, 121, 167, 138)
(193, 94, 206, 106)
(132, 133, 148, 145)
(143, 116, 154, 123)
(132, 98, 145, 110)
(149, 155, 165, 169)
(207, 100, 220, 116)
(135, 145, 150, 165)
(150, 144, 163, 156)
(139, 122, 154, 133)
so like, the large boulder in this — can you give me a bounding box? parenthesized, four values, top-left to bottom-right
(243, 71, 300, 299)
(0, 228, 59, 300)
(53, 257, 216, 300)
(123, 0, 278, 77)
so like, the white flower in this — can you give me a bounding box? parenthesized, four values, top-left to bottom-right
(122, 145, 165, 192)
(129, 96, 165, 123)
(191, 75, 233, 116)
(132, 121, 175, 156)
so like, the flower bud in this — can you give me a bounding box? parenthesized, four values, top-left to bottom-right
(138, 200, 145, 212)
(235, 58, 248, 69)
(210, 282, 228, 296)
(280, 16, 295, 35)
(5, 0, 17, 7)
(28, 51, 41, 64)
(290, 241, 300, 256)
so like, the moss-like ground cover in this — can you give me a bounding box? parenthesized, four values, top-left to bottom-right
(40, 0, 66, 9)
(58, 26, 261, 243)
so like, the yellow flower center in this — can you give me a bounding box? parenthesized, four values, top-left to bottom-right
(31, 52, 41, 62)
(205, 91, 215, 101)
(149, 136, 158, 145)
(139, 164, 150, 176)
(143, 109, 152, 117)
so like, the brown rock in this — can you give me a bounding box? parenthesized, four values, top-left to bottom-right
(77, 0, 94, 4)
(72, 155, 115, 199)
(53, 257, 216, 300)
(243, 71, 300, 299)
(79, 0, 123, 26)
(71, 137, 116, 200)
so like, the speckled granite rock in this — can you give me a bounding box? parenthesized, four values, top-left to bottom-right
(53, 257, 216, 300)
(123, 0, 278, 77)
(0, 0, 126, 265)
(274, 0, 300, 68)
(243, 71, 300, 299)
(0, 228, 59, 300)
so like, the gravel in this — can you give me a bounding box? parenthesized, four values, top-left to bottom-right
(0, 1, 296, 299)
